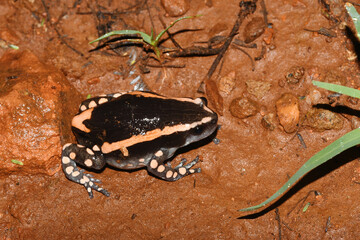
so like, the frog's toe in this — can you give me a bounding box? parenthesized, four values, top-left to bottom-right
(79, 173, 110, 198)
(147, 156, 201, 181)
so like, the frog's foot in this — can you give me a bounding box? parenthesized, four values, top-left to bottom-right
(61, 143, 110, 198)
(147, 155, 201, 181)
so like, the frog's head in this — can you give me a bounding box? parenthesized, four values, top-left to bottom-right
(181, 97, 218, 147)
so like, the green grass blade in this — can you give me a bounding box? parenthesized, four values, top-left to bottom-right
(154, 15, 201, 45)
(345, 2, 360, 41)
(312, 80, 360, 99)
(238, 128, 360, 212)
(89, 30, 152, 45)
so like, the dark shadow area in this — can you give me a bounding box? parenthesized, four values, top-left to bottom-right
(314, 103, 360, 117)
(345, 25, 360, 63)
(238, 144, 360, 219)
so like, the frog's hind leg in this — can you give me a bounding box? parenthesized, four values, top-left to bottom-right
(146, 150, 201, 181)
(78, 92, 125, 112)
(61, 143, 110, 198)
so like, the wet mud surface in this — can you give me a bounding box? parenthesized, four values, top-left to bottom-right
(1, 0, 360, 239)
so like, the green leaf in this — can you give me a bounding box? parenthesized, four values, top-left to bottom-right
(154, 15, 202, 45)
(312, 80, 360, 99)
(345, 2, 360, 41)
(9, 44, 19, 50)
(89, 30, 152, 45)
(11, 159, 24, 166)
(238, 128, 360, 212)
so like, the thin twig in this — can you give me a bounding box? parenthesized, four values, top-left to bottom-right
(275, 208, 282, 240)
(41, 0, 84, 56)
(232, 44, 255, 71)
(206, 0, 257, 79)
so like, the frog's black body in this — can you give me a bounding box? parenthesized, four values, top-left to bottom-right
(62, 91, 218, 198)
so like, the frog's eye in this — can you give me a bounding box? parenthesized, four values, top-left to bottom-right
(196, 97, 208, 107)
(200, 97, 208, 106)
(193, 125, 204, 135)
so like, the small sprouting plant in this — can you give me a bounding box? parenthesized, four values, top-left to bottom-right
(238, 3, 360, 213)
(90, 15, 200, 60)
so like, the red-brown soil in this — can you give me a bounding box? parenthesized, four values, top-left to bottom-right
(1, 0, 360, 239)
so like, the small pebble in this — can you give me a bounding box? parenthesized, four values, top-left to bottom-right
(246, 79, 271, 99)
(161, 0, 190, 17)
(305, 88, 322, 105)
(347, 96, 358, 105)
(219, 71, 236, 94)
(285, 66, 305, 84)
(229, 97, 258, 119)
(305, 108, 343, 131)
(261, 113, 277, 131)
(276, 93, 300, 133)
(351, 116, 360, 129)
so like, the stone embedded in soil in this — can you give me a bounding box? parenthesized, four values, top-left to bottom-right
(0, 50, 81, 176)
(246, 79, 271, 99)
(305, 108, 343, 131)
(229, 97, 258, 119)
(243, 17, 266, 43)
(351, 116, 360, 129)
(305, 88, 322, 105)
(285, 66, 305, 84)
(276, 93, 300, 133)
(219, 71, 236, 94)
(261, 113, 277, 131)
(161, 0, 190, 17)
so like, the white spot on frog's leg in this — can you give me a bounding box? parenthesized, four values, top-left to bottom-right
(139, 158, 145, 163)
(69, 152, 76, 159)
(150, 159, 158, 169)
(87, 187, 92, 192)
(93, 145, 100, 151)
(77, 144, 85, 148)
(80, 178, 85, 184)
(62, 143, 71, 150)
(62, 156, 70, 164)
(113, 93, 122, 98)
(88, 100, 97, 108)
(166, 171, 173, 178)
(86, 148, 94, 155)
(80, 105, 87, 111)
(173, 172, 178, 178)
(157, 165, 165, 173)
(178, 167, 186, 175)
(83, 176, 90, 182)
(65, 166, 74, 175)
(89, 181, 94, 186)
(72, 171, 80, 177)
(189, 169, 195, 174)
(98, 98, 108, 104)
(84, 159, 93, 167)
(155, 150, 163, 157)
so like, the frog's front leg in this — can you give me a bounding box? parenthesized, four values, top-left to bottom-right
(61, 143, 110, 198)
(146, 149, 201, 181)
